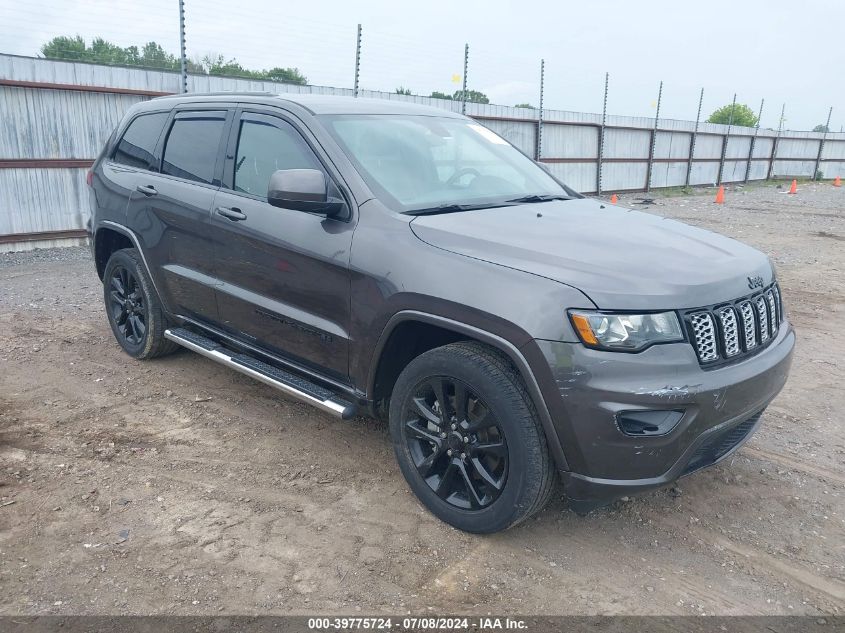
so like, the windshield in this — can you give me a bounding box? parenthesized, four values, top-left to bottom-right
(321, 114, 573, 213)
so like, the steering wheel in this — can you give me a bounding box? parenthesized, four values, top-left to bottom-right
(446, 167, 482, 186)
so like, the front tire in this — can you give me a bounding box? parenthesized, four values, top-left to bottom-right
(103, 248, 178, 359)
(389, 341, 556, 533)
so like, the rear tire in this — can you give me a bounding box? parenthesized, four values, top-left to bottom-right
(389, 341, 556, 533)
(103, 248, 178, 360)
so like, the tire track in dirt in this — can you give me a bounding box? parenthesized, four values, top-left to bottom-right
(655, 513, 845, 608)
(700, 528, 845, 605)
(742, 447, 845, 486)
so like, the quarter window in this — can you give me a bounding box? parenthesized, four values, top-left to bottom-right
(161, 113, 226, 184)
(234, 118, 322, 196)
(113, 112, 168, 169)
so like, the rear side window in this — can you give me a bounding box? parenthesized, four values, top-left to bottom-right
(161, 112, 226, 184)
(113, 112, 168, 169)
(234, 118, 322, 196)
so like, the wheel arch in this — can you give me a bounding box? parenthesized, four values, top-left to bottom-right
(368, 311, 569, 471)
(93, 221, 171, 314)
(93, 226, 133, 279)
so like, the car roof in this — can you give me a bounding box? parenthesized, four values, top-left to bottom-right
(141, 92, 465, 118)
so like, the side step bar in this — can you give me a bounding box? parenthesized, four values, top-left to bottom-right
(164, 327, 357, 420)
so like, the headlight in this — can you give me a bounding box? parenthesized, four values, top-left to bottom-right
(569, 311, 683, 351)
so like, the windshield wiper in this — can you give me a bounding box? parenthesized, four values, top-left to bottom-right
(506, 194, 572, 203)
(405, 202, 516, 216)
(405, 195, 569, 216)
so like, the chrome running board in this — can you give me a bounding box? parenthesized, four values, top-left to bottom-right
(164, 327, 357, 420)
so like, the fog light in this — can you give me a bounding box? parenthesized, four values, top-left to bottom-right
(617, 410, 684, 436)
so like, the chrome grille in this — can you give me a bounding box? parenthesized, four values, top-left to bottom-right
(717, 306, 741, 357)
(766, 289, 778, 336)
(756, 296, 770, 343)
(686, 283, 783, 366)
(690, 312, 718, 362)
(739, 301, 757, 350)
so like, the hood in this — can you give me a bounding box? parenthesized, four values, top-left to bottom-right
(409, 198, 774, 310)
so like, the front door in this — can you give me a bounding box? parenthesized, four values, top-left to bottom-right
(210, 110, 354, 381)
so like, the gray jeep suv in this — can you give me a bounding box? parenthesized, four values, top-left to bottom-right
(87, 93, 794, 533)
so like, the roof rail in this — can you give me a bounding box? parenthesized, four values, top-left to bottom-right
(153, 90, 277, 99)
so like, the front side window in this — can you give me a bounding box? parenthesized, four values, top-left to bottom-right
(322, 114, 571, 212)
(234, 117, 322, 196)
(161, 113, 226, 184)
(113, 112, 168, 169)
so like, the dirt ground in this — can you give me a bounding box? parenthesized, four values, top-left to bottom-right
(0, 182, 843, 616)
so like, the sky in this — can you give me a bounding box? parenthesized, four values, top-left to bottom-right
(2, 0, 842, 131)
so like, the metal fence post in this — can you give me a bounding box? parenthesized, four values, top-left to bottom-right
(744, 98, 764, 183)
(813, 106, 833, 180)
(645, 80, 663, 193)
(353, 24, 362, 97)
(717, 93, 736, 186)
(685, 87, 704, 189)
(461, 44, 469, 115)
(767, 104, 785, 180)
(536, 59, 544, 160)
(178, 0, 188, 93)
(596, 72, 608, 195)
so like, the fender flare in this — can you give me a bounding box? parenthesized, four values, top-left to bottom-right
(96, 220, 173, 314)
(368, 310, 569, 472)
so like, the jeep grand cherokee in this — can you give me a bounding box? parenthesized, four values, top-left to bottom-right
(87, 94, 794, 533)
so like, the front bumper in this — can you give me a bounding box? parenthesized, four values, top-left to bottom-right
(524, 322, 795, 510)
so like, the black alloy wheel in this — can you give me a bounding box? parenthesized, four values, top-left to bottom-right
(403, 376, 508, 510)
(108, 264, 147, 346)
(102, 248, 178, 359)
(389, 341, 556, 533)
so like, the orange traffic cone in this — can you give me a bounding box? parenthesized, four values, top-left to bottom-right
(714, 186, 725, 204)
(834, 175, 841, 187)
(610, 194, 618, 203)
(788, 179, 797, 194)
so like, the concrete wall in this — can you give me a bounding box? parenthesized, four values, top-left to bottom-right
(2, 53, 844, 249)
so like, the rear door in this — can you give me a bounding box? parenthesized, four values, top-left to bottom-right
(210, 108, 354, 381)
(125, 106, 233, 324)
(98, 110, 170, 227)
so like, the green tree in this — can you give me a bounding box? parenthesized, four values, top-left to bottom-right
(265, 67, 307, 85)
(40, 35, 89, 61)
(139, 41, 179, 70)
(41, 35, 180, 70)
(198, 56, 306, 84)
(202, 54, 254, 77)
(707, 103, 759, 127)
(39, 36, 308, 84)
(430, 91, 453, 100)
(514, 103, 535, 109)
(813, 124, 830, 133)
(124, 45, 142, 65)
(395, 86, 413, 95)
(453, 89, 489, 104)
(89, 37, 130, 65)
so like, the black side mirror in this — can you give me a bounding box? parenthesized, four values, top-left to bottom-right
(267, 169, 345, 217)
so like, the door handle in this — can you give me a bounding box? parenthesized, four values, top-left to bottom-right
(216, 206, 247, 221)
(136, 184, 157, 196)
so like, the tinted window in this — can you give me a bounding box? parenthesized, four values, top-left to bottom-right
(234, 118, 322, 196)
(161, 113, 226, 184)
(113, 112, 168, 169)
